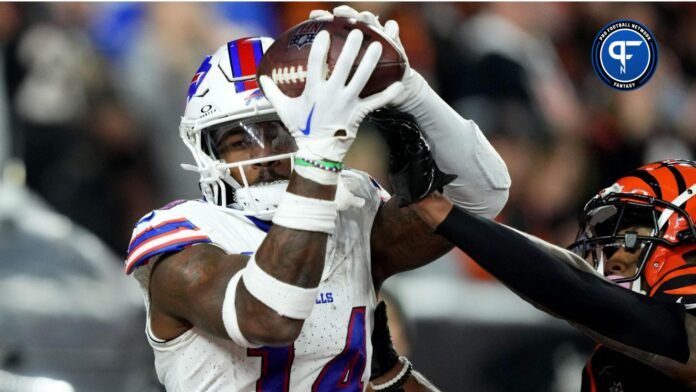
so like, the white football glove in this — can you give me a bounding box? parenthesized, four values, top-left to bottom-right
(309, 5, 425, 111)
(259, 30, 404, 165)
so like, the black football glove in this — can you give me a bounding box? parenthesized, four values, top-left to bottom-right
(368, 108, 457, 207)
(370, 301, 400, 381)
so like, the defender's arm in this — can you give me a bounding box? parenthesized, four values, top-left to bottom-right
(414, 194, 696, 386)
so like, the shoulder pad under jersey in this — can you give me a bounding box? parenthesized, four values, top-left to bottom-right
(124, 200, 212, 274)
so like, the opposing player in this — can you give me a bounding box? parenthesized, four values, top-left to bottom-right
(413, 160, 696, 390)
(124, 7, 510, 392)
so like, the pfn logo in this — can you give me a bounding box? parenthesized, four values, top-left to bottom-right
(591, 20, 657, 91)
(608, 40, 642, 74)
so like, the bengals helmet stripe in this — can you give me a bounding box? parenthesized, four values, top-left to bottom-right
(625, 168, 662, 199)
(666, 164, 687, 195)
(662, 285, 696, 296)
(649, 265, 696, 296)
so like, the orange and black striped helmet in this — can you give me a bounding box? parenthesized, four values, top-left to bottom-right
(569, 160, 696, 291)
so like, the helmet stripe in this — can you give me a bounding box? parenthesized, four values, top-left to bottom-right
(626, 169, 662, 199)
(649, 265, 696, 296)
(228, 38, 264, 93)
(245, 39, 264, 91)
(666, 164, 687, 195)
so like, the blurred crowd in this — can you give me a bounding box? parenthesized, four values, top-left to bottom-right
(1, 1, 695, 293)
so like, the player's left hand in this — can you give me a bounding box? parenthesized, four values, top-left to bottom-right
(308, 5, 424, 110)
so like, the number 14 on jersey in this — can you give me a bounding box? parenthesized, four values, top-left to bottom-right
(247, 307, 367, 391)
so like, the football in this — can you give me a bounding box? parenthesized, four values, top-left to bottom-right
(257, 17, 406, 98)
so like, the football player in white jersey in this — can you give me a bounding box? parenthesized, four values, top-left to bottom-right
(125, 6, 509, 392)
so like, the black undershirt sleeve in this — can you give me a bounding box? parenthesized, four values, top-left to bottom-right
(435, 206, 690, 363)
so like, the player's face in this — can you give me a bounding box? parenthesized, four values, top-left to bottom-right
(602, 225, 653, 279)
(214, 120, 296, 185)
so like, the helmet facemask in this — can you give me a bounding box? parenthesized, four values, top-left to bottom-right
(209, 115, 296, 214)
(569, 192, 696, 292)
(183, 113, 297, 219)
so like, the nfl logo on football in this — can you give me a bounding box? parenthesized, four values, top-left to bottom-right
(288, 21, 326, 49)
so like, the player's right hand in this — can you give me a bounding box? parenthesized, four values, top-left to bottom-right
(259, 30, 404, 164)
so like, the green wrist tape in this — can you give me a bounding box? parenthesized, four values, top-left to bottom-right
(294, 157, 344, 172)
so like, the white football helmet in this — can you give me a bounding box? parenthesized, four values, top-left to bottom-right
(179, 37, 296, 219)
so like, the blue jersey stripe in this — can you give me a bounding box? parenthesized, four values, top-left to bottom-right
(128, 219, 198, 254)
(135, 211, 155, 226)
(245, 215, 272, 233)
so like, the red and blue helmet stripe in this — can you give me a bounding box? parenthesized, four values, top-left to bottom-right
(228, 37, 264, 93)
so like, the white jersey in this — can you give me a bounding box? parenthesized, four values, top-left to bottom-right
(125, 170, 390, 392)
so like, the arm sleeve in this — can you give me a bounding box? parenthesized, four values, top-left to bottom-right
(397, 72, 511, 218)
(434, 205, 690, 363)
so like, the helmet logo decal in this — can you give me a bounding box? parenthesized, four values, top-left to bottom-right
(228, 38, 264, 93)
(187, 55, 212, 102)
(244, 89, 264, 106)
